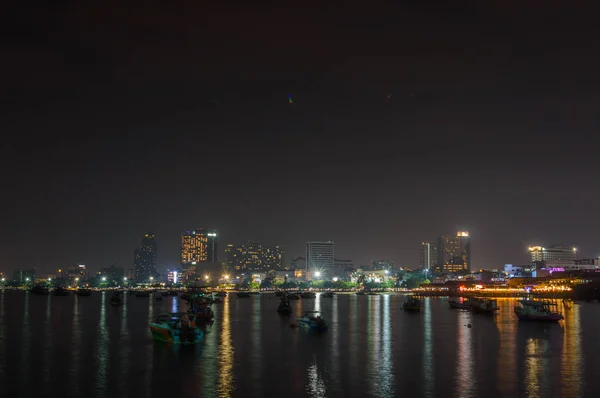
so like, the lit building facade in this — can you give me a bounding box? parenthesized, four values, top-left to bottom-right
(528, 245, 576, 263)
(167, 268, 182, 284)
(437, 231, 470, 272)
(420, 241, 438, 270)
(181, 229, 208, 266)
(12, 269, 35, 284)
(306, 241, 335, 272)
(225, 242, 284, 271)
(134, 233, 157, 280)
(372, 260, 394, 271)
(100, 265, 124, 282)
(206, 230, 219, 263)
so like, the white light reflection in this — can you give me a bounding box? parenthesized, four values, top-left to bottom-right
(69, 295, 81, 396)
(456, 311, 476, 398)
(380, 294, 395, 397)
(218, 296, 234, 396)
(20, 292, 31, 395)
(94, 292, 109, 394)
(423, 297, 434, 397)
(43, 293, 53, 390)
(561, 302, 583, 398)
(306, 357, 327, 398)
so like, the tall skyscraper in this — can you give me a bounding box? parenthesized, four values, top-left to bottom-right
(134, 233, 157, 280)
(527, 245, 576, 263)
(181, 229, 208, 265)
(224, 242, 283, 271)
(306, 241, 335, 272)
(419, 242, 437, 270)
(206, 230, 219, 263)
(437, 231, 470, 272)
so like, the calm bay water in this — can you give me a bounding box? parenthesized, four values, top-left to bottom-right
(0, 290, 598, 398)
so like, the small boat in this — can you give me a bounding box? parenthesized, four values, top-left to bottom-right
(514, 299, 564, 322)
(76, 288, 92, 296)
(189, 303, 214, 322)
(403, 296, 421, 312)
(449, 298, 471, 310)
(236, 292, 251, 298)
(470, 297, 499, 315)
(215, 291, 227, 297)
(288, 292, 301, 300)
(110, 292, 122, 306)
(53, 286, 70, 296)
(30, 285, 50, 295)
(300, 292, 316, 299)
(277, 296, 292, 315)
(135, 291, 150, 298)
(355, 291, 366, 296)
(322, 292, 334, 298)
(296, 311, 328, 331)
(149, 313, 203, 344)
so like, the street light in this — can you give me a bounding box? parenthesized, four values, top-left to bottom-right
(75, 277, 79, 282)
(123, 277, 127, 281)
(315, 272, 321, 278)
(149, 276, 154, 281)
(25, 277, 30, 282)
(48, 278, 52, 282)
(204, 275, 209, 280)
(101, 277, 107, 282)
(223, 275, 229, 280)
(1, 278, 5, 282)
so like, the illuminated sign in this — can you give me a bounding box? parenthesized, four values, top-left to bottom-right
(78, 264, 86, 268)
(173, 271, 178, 284)
(457, 231, 469, 237)
(208, 233, 217, 237)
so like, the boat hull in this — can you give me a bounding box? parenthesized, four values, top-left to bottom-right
(449, 301, 470, 309)
(403, 306, 421, 312)
(149, 324, 203, 345)
(515, 312, 563, 322)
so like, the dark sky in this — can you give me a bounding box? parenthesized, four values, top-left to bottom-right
(2, 1, 600, 275)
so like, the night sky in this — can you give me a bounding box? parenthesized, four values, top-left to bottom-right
(3, 1, 600, 275)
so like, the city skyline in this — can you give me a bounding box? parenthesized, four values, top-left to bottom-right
(3, 3, 600, 276)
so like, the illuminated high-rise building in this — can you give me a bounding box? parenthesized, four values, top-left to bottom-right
(206, 230, 219, 263)
(527, 245, 576, 263)
(224, 242, 284, 271)
(306, 241, 335, 272)
(419, 242, 437, 270)
(181, 229, 208, 266)
(134, 233, 157, 280)
(437, 231, 470, 272)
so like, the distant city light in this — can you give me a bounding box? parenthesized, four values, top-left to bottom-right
(75, 277, 79, 282)
(204, 275, 209, 280)
(384, 270, 389, 275)
(332, 277, 339, 282)
(208, 233, 217, 237)
(123, 277, 127, 281)
(1, 278, 5, 282)
(457, 231, 469, 237)
(173, 271, 178, 284)
(314, 272, 321, 278)
(25, 277, 30, 282)
(48, 278, 52, 281)
(223, 275, 229, 280)
(149, 276, 154, 281)
(101, 277, 107, 282)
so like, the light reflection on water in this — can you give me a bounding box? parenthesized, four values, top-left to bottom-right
(0, 292, 598, 398)
(422, 297, 434, 398)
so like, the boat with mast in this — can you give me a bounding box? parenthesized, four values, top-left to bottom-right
(514, 299, 564, 322)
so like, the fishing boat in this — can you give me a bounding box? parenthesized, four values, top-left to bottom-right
(277, 295, 292, 315)
(300, 292, 316, 299)
(322, 292, 334, 298)
(403, 296, 422, 312)
(296, 311, 328, 331)
(149, 313, 203, 344)
(30, 285, 49, 295)
(53, 286, 70, 296)
(110, 292, 122, 306)
(470, 297, 499, 314)
(514, 299, 564, 322)
(76, 288, 92, 296)
(186, 285, 215, 322)
(448, 298, 471, 310)
(236, 292, 251, 298)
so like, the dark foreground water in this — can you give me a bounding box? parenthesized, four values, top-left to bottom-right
(0, 290, 598, 398)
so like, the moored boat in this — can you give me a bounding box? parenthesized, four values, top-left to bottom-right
(76, 288, 92, 296)
(296, 311, 328, 331)
(277, 295, 292, 315)
(236, 292, 250, 298)
(322, 292, 334, 298)
(110, 292, 122, 306)
(470, 297, 499, 315)
(53, 286, 70, 296)
(449, 298, 471, 310)
(403, 296, 422, 312)
(31, 285, 50, 295)
(300, 292, 316, 299)
(149, 313, 203, 344)
(514, 299, 564, 322)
